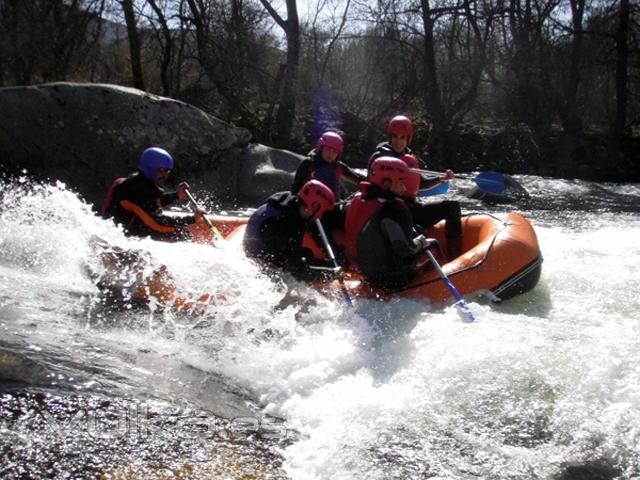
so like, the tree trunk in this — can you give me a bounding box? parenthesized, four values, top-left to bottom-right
(420, 0, 445, 130)
(559, 0, 585, 136)
(259, 0, 300, 147)
(120, 0, 145, 91)
(612, 0, 629, 144)
(185, 0, 253, 123)
(147, 0, 173, 96)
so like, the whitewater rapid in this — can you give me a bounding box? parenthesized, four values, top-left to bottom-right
(1, 176, 639, 479)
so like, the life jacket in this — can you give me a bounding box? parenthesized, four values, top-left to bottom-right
(400, 154, 421, 199)
(310, 158, 343, 200)
(343, 183, 387, 267)
(100, 177, 125, 218)
(102, 173, 181, 237)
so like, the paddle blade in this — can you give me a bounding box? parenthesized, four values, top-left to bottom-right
(474, 172, 505, 195)
(424, 249, 476, 322)
(339, 281, 353, 307)
(416, 181, 449, 197)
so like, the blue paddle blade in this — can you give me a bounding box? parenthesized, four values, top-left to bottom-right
(475, 172, 505, 194)
(416, 181, 449, 197)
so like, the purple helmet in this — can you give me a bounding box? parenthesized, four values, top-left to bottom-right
(139, 147, 174, 179)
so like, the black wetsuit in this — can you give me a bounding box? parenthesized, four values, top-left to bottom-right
(291, 150, 365, 247)
(243, 192, 330, 281)
(369, 142, 462, 240)
(291, 150, 365, 201)
(104, 171, 193, 240)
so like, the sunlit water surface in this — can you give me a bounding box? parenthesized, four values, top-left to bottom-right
(1, 175, 639, 479)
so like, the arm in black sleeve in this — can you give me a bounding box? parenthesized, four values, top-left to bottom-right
(416, 154, 446, 189)
(281, 248, 336, 281)
(367, 151, 382, 173)
(291, 159, 313, 193)
(339, 162, 367, 185)
(158, 189, 180, 207)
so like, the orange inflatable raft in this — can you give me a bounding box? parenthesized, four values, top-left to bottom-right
(210, 211, 542, 304)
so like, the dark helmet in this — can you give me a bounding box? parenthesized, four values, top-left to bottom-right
(139, 147, 174, 180)
(370, 156, 409, 191)
(316, 131, 344, 154)
(387, 115, 414, 143)
(298, 179, 336, 219)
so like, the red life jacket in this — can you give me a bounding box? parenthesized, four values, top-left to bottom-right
(401, 154, 421, 199)
(100, 177, 125, 217)
(343, 184, 387, 267)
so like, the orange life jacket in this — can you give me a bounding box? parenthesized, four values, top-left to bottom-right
(401, 155, 421, 199)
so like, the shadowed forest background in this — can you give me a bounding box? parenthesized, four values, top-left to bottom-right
(0, 0, 638, 180)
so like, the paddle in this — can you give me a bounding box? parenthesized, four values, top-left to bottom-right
(473, 171, 505, 195)
(410, 169, 506, 195)
(423, 247, 476, 323)
(416, 181, 449, 197)
(183, 189, 224, 242)
(314, 218, 353, 307)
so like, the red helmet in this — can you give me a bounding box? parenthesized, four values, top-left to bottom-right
(400, 154, 420, 197)
(387, 115, 413, 141)
(316, 131, 344, 154)
(298, 179, 336, 218)
(370, 157, 409, 191)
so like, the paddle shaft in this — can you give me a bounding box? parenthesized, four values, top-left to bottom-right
(184, 189, 223, 241)
(410, 168, 506, 194)
(423, 248, 475, 322)
(314, 218, 353, 306)
(410, 168, 470, 179)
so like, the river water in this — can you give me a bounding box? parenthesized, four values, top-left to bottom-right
(1, 175, 639, 479)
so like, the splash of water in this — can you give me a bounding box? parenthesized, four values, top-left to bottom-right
(1, 176, 639, 479)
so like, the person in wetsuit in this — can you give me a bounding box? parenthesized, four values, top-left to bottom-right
(243, 180, 336, 281)
(291, 131, 365, 201)
(291, 131, 366, 248)
(368, 115, 463, 259)
(101, 147, 203, 241)
(344, 157, 434, 291)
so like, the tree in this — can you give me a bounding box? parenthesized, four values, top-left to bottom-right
(119, 0, 145, 90)
(145, 0, 174, 96)
(258, 0, 300, 146)
(613, 0, 630, 143)
(0, 0, 106, 84)
(413, 0, 494, 161)
(558, 0, 586, 136)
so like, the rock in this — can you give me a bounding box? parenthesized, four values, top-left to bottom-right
(0, 82, 301, 207)
(464, 173, 530, 204)
(237, 144, 304, 205)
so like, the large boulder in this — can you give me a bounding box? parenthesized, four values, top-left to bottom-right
(236, 144, 304, 206)
(0, 82, 301, 208)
